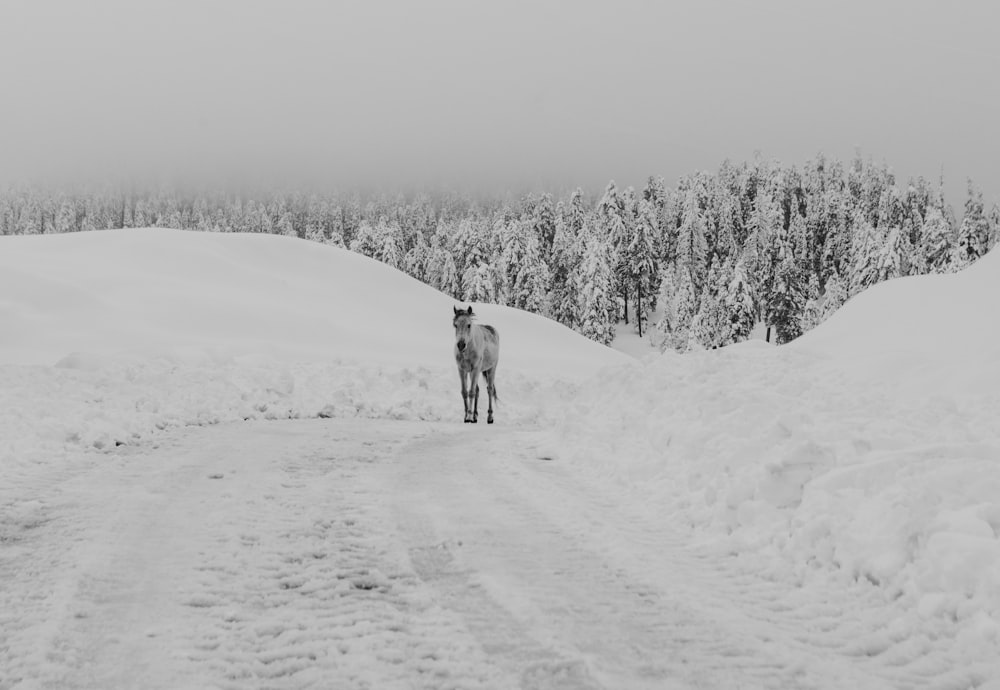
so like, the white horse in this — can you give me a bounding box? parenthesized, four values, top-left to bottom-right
(452, 305, 500, 423)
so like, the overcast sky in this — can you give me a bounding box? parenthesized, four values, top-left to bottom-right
(1, 0, 997, 205)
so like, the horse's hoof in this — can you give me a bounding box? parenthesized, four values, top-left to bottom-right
(464, 419, 470, 424)
(488, 417, 493, 424)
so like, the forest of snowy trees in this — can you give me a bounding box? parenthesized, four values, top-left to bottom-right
(2, 153, 998, 350)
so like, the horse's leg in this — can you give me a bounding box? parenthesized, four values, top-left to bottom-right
(484, 367, 495, 424)
(471, 366, 481, 423)
(459, 368, 471, 423)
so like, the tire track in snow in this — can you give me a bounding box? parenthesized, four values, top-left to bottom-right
(2, 420, 513, 690)
(5, 419, 997, 689)
(511, 431, 1000, 690)
(392, 431, 810, 688)
(391, 429, 989, 689)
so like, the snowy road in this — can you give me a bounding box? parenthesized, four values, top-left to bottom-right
(0, 419, 984, 689)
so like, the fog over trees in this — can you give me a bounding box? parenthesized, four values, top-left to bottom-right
(3, 154, 997, 349)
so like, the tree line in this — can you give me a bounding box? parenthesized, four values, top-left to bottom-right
(2, 153, 997, 349)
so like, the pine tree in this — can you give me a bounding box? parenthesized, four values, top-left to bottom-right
(769, 254, 807, 344)
(820, 196, 852, 283)
(439, 249, 461, 299)
(654, 267, 678, 350)
(744, 186, 781, 296)
(325, 226, 346, 248)
(725, 258, 758, 343)
(595, 181, 631, 321)
(463, 262, 497, 303)
(953, 180, 991, 269)
(673, 268, 699, 351)
(568, 187, 587, 237)
(692, 259, 729, 349)
(533, 192, 557, 256)
(656, 266, 697, 352)
(819, 270, 848, 323)
(921, 205, 953, 273)
(498, 220, 550, 313)
(628, 198, 659, 335)
(375, 219, 402, 269)
(873, 225, 907, 283)
(403, 230, 430, 282)
(277, 212, 296, 238)
(349, 219, 380, 259)
(675, 186, 709, 292)
(577, 235, 617, 345)
(849, 213, 883, 296)
(799, 272, 823, 333)
(549, 203, 582, 328)
(55, 199, 75, 234)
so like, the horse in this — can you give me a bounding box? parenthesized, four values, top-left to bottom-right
(452, 305, 500, 424)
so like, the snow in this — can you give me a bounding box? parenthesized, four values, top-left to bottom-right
(0, 228, 623, 374)
(2, 227, 1000, 687)
(0, 228, 625, 464)
(557, 248, 1000, 679)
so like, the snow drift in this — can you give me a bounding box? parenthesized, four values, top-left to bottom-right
(557, 248, 1000, 658)
(0, 228, 625, 464)
(0, 228, 623, 374)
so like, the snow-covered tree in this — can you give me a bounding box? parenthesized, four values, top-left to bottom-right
(627, 198, 659, 335)
(952, 180, 991, 270)
(768, 254, 807, 344)
(799, 272, 823, 333)
(463, 261, 497, 303)
(350, 219, 380, 259)
(725, 258, 758, 343)
(498, 220, 550, 313)
(744, 187, 781, 294)
(849, 214, 883, 296)
(920, 205, 953, 273)
(532, 192, 557, 255)
(403, 230, 430, 282)
(55, 198, 76, 234)
(819, 270, 848, 323)
(595, 181, 632, 320)
(656, 266, 698, 352)
(549, 203, 582, 328)
(277, 211, 296, 238)
(873, 225, 907, 283)
(675, 186, 709, 291)
(692, 259, 730, 349)
(577, 234, 617, 345)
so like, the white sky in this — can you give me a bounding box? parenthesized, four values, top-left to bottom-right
(1, 0, 997, 204)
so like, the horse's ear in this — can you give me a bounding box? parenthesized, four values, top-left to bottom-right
(467, 306, 473, 315)
(453, 306, 460, 316)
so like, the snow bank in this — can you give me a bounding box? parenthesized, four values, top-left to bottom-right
(556, 249, 1000, 653)
(0, 229, 623, 479)
(0, 228, 624, 375)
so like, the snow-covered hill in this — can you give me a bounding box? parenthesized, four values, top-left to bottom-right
(0, 228, 624, 374)
(0, 228, 625, 458)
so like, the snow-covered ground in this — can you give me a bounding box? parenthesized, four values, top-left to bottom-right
(2, 228, 999, 688)
(0, 228, 624, 477)
(558, 253, 1000, 685)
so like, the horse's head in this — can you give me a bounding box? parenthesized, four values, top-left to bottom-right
(453, 305, 474, 352)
